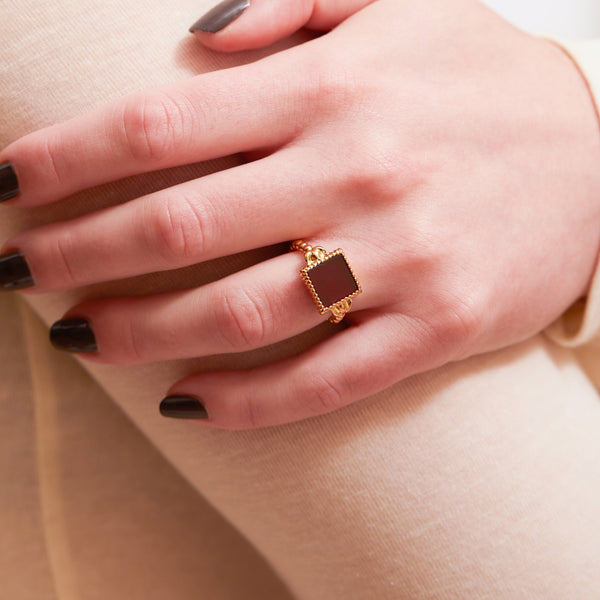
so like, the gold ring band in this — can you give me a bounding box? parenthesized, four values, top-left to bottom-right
(291, 240, 362, 324)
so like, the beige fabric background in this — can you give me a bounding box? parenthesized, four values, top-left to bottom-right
(1, 1, 599, 598)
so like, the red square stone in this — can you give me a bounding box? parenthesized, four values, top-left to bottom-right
(305, 251, 360, 309)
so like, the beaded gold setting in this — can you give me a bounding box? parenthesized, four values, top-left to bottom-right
(291, 240, 362, 324)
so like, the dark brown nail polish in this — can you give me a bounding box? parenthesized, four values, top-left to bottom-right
(0, 251, 34, 291)
(189, 0, 250, 33)
(50, 318, 98, 353)
(159, 395, 209, 419)
(0, 162, 20, 203)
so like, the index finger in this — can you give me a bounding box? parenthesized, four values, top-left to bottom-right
(0, 50, 311, 207)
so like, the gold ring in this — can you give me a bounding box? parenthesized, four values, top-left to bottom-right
(291, 240, 362, 324)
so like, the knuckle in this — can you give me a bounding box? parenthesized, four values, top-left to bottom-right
(214, 288, 272, 350)
(336, 131, 419, 206)
(120, 90, 193, 162)
(124, 315, 146, 364)
(99, 301, 148, 365)
(52, 235, 78, 287)
(219, 394, 263, 431)
(311, 117, 418, 210)
(444, 293, 485, 351)
(300, 60, 430, 207)
(424, 290, 485, 359)
(348, 152, 403, 201)
(305, 57, 360, 114)
(145, 194, 210, 264)
(305, 373, 346, 415)
(26, 131, 65, 187)
(238, 396, 262, 430)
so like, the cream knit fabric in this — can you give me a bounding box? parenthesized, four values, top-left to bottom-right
(0, 2, 599, 599)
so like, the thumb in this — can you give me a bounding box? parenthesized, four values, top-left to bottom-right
(189, 0, 377, 52)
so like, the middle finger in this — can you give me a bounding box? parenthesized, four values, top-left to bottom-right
(1, 150, 330, 292)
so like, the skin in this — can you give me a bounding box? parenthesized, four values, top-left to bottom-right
(1, 0, 600, 429)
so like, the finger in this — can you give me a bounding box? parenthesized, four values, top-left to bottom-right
(0, 53, 309, 208)
(189, 0, 379, 52)
(159, 313, 443, 429)
(2, 149, 346, 293)
(49, 251, 369, 363)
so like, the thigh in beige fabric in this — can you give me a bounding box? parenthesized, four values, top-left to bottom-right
(1, 1, 599, 598)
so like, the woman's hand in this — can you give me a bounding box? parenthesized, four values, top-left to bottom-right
(1, 0, 599, 429)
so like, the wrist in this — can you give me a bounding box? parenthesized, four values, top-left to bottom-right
(541, 37, 600, 344)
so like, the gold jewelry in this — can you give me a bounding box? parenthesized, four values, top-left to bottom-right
(291, 240, 362, 324)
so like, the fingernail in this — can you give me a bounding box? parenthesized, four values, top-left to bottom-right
(160, 395, 209, 419)
(50, 318, 98, 353)
(189, 0, 250, 33)
(0, 251, 34, 291)
(0, 162, 20, 203)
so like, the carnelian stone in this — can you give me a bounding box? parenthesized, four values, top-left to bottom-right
(307, 253, 359, 308)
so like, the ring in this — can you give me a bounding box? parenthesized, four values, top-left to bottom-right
(291, 240, 362, 324)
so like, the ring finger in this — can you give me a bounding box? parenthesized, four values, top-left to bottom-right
(49, 249, 370, 364)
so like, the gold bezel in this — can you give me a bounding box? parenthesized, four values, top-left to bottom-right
(300, 248, 362, 314)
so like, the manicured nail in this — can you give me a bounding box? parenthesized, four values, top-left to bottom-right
(50, 318, 98, 353)
(189, 0, 250, 33)
(0, 162, 20, 203)
(0, 251, 34, 291)
(160, 395, 209, 419)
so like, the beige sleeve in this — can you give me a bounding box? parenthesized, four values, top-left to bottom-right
(544, 39, 600, 347)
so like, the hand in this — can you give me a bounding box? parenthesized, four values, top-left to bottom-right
(1, 0, 599, 429)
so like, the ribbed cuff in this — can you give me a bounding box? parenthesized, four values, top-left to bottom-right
(542, 38, 600, 347)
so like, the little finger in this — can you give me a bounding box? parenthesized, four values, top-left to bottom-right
(159, 313, 443, 429)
